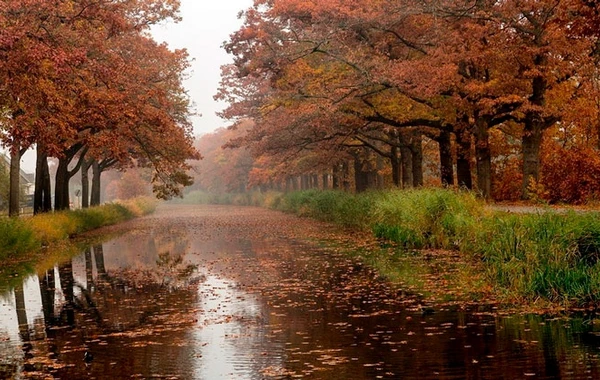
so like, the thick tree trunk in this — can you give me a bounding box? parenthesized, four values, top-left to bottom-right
(332, 165, 340, 189)
(354, 158, 369, 193)
(391, 145, 401, 187)
(54, 157, 70, 210)
(91, 161, 102, 206)
(521, 120, 544, 199)
(475, 118, 492, 199)
(456, 128, 473, 189)
(410, 135, 423, 187)
(341, 161, 351, 191)
(34, 147, 52, 214)
(81, 159, 92, 208)
(438, 130, 454, 186)
(301, 175, 310, 190)
(521, 65, 550, 199)
(9, 148, 21, 217)
(311, 174, 319, 189)
(54, 145, 87, 210)
(400, 145, 413, 189)
(322, 173, 329, 190)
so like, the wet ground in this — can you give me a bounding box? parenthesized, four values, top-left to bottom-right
(2, 204, 600, 379)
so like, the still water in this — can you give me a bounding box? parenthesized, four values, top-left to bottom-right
(2, 205, 600, 379)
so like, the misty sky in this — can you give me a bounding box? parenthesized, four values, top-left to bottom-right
(151, 0, 253, 135)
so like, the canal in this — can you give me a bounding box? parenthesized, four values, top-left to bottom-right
(1, 205, 600, 379)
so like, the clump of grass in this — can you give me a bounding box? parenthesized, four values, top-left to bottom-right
(479, 211, 600, 304)
(0, 218, 38, 260)
(273, 190, 378, 229)
(371, 188, 485, 250)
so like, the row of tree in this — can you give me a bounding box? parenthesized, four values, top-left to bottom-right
(0, 0, 199, 216)
(214, 0, 600, 202)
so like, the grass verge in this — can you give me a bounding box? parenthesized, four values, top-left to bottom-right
(0, 197, 157, 261)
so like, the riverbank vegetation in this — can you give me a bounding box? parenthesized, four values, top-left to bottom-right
(179, 189, 600, 309)
(0, 197, 156, 262)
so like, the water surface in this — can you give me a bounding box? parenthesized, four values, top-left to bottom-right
(1, 205, 600, 379)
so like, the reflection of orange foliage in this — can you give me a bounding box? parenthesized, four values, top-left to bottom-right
(541, 143, 600, 204)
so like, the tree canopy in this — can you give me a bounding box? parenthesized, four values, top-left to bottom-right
(213, 0, 600, 203)
(0, 0, 199, 214)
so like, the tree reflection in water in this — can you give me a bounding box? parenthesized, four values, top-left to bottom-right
(1, 244, 201, 379)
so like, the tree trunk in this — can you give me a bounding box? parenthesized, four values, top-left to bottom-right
(521, 119, 544, 199)
(332, 165, 340, 189)
(9, 147, 21, 217)
(391, 144, 401, 187)
(300, 175, 309, 190)
(400, 145, 413, 189)
(54, 157, 70, 211)
(341, 161, 351, 191)
(34, 146, 52, 214)
(91, 161, 102, 206)
(456, 127, 473, 189)
(438, 130, 454, 186)
(81, 159, 92, 208)
(475, 118, 492, 199)
(410, 134, 423, 187)
(322, 173, 329, 190)
(354, 158, 369, 193)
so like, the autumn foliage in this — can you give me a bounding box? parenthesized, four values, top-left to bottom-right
(0, 0, 199, 214)
(208, 0, 600, 204)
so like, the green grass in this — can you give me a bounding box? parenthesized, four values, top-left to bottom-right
(0, 197, 157, 261)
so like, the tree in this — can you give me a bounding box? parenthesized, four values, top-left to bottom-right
(219, 0, 598, 201)
(0, 0, 198, 212)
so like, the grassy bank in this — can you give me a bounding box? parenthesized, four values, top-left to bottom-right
(182, 189, 600, 308)
(0, 197, 157, 261)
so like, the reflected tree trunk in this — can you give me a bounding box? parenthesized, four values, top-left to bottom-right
(39, 268, 56, 328)
(58, 261, 75, 326)
(14, 283, 31, 342)
(84, 247, 94, 290)
(94, 244, 108, 283)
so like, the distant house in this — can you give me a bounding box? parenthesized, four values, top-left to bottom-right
(0, 153, 35, 207)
